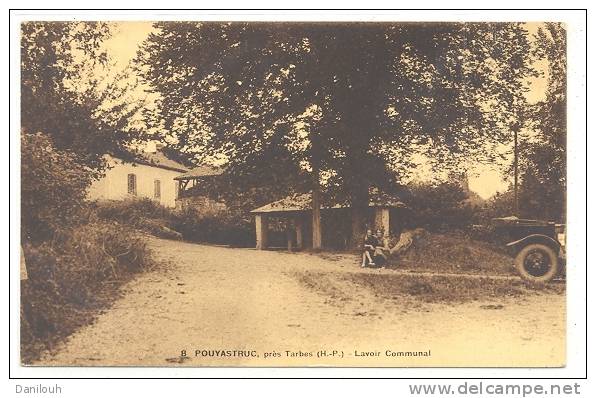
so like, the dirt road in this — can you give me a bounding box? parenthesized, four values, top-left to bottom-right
(35, 238, 566, 367)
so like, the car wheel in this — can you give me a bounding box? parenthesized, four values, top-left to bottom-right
(515, 243, 559, 284)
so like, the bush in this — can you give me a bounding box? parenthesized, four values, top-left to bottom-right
(395, 231, 513, 275)
(20, 132, 157, 362)
(20, 221, 152, 363)
(172, 207, 255, 247)
(473, 190, 515, 225)
(402, 181, 475, 232)
(93, 198, 182, 240)
(21, 132, 97, 242)
(94, 199, 254, 246)
(93, 197, 173, 224)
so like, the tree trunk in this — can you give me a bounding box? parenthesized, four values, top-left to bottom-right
(312, 171, 322, 250)
(349, 184, 369, 249)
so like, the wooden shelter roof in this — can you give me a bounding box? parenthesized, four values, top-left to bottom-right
(251, 192, 406, 214)
(174, 165, 223, 180)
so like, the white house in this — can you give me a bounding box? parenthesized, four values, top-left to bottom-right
(87, 150, 189, 208)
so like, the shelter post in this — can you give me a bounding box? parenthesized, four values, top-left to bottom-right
(294, 216, 304, 249)
(255, 214, 269, 250)
(312, 190, 322, 249)
(286, 219, 294, 252)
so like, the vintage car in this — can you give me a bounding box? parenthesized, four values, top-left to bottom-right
(492, 216, 565, 283)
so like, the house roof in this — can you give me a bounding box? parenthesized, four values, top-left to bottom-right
(174, 165, 224, 180)
(131, 151, 190, 173)
(251, 192, 405, 214)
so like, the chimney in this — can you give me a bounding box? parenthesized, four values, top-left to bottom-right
(144, 141, 165, 153)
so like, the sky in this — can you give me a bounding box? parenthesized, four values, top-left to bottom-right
(103, 22, 155, 65)
(102, 21, 550, 200)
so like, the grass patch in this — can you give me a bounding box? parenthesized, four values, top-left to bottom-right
(296, 270, 565, 305)
(344, 273, 565, 303)
(395, 233, 516, 276)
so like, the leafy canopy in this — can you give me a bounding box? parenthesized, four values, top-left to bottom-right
(21, 21, 145, 172)
(137, 22, 536, 210)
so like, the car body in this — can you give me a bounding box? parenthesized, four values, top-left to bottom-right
(492, 216, 565, 283)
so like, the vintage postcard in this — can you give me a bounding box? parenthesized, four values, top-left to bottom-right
(18, 16, 569, 368)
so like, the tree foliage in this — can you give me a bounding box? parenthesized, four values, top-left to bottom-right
(21, 132, 94, 242)
(21, 22, 149, 242)
(21, 22, 144, 171)
(403, 180, 475, 231)
(137, 22, 538, 242)
(518, 23, 566, 222)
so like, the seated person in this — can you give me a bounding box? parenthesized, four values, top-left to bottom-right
(361, 229, 378, 267)
(373, 229, 389, 266)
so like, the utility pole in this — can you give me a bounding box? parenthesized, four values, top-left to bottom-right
(514, 127, 519, 217)
(311, 130, 323, 250)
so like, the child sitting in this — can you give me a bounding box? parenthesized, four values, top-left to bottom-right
(361, 229, 378, 267)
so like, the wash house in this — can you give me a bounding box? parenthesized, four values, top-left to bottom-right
(250, 193, 406, 250)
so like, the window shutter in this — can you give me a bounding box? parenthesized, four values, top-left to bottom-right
(154, 179, 161, 199)
(128, 174, 137, 196)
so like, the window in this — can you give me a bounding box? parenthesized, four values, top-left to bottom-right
(127, 173, 137, 196)
(154, 179, 161, 199)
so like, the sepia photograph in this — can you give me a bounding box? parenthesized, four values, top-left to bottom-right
(17, 17, 569, 368)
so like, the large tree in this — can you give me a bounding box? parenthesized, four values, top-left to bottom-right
(21, 22, 144, 173)
(137, 22, 535, 246)
(517, 23, 566, 222)
(21, 22, 147, 241)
